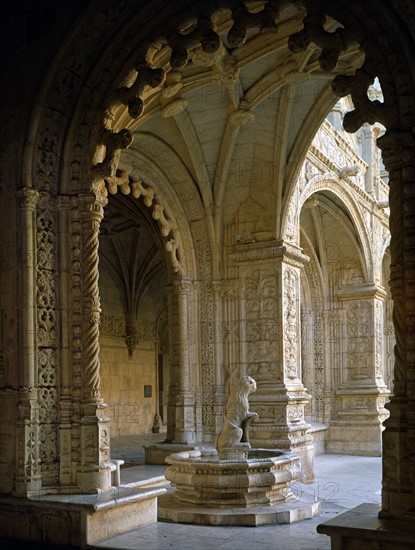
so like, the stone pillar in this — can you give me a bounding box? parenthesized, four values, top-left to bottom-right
(326, 283, 390, 456)
(377, 130, 415, 518)
(15, 187, 42, 496)
(213, 280, 226, 436)
(76, 191, 112, 493)
(236, 241, 314, 482)
(166, 278, 196, 444)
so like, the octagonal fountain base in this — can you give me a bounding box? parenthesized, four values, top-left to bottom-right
(158, 448, 320, 526)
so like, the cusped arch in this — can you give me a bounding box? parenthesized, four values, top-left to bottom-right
(117, 155, 197, 281)
(120, 132, 216, 281)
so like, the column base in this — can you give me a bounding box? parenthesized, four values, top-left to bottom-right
(326, 386, 389, 456)
(317, 503, 415, 549)
(326, 422, 383, 456)
(76, 466, 112, 493)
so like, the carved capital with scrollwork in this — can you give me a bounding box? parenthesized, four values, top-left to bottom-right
(17, 187, 39, 210)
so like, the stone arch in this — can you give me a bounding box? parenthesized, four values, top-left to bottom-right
(290, 173, 374, 281)
(300, 226, 326, 423)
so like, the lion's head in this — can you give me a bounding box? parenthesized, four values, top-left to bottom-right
(240, 375, 257, 395)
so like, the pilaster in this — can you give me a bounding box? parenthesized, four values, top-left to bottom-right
(57, 195, 74, 487)
(15, 187, 42, 496)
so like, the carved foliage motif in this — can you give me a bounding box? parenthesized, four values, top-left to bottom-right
(374, 300, 383, 380)
(245, 269, 278, 380)
(36, 193, 57, 347)
(197, 240, 215, 434)
(36, 191, 59, 486)
(345, 301, 371, 381)
(283, 267, 299, 379)
(100, 314, 154, 340)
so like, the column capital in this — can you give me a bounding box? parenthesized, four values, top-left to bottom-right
(170, 275, 194, 293)
(232, 239, 309, 266)
(78, 190, 108, 218)
(17, 186, 39, 209)
(336, 282, 387, 301)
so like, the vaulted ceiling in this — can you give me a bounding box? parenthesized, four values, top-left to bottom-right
(110, 5, 364, 243)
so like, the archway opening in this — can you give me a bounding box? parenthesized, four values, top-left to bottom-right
(98, 193, 168, 437)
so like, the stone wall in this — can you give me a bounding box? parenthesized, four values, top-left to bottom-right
(100, 335, 157, 437)
(98, 264, 161, 437)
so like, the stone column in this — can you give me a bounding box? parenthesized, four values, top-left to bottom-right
(15, 187, 42, 496)
(166, 277, 196, 444)
(236, 240, 314, 482)
(76, 191, 112, 493)
(326, 283, 390, 456)
(377, 130, 415, 518)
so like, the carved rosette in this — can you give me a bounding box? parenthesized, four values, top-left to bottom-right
(79, 192, 107, 403)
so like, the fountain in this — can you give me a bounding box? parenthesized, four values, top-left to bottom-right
(158, 376, 320, 526)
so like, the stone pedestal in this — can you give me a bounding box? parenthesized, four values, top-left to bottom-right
(76, 402, 112, 493)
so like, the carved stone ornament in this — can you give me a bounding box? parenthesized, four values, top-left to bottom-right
(216, 376, 258, 459)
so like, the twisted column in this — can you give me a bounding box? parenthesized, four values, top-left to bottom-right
(79, 192, 107, 404)
(76, 191, 112, 493)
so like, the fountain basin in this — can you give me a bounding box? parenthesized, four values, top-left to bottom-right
(164, 448, 300, 508)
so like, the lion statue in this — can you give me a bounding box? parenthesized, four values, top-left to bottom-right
(216, 375, 258, 451)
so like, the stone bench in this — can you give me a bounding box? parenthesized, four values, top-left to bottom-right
(0, 483, 166, 549)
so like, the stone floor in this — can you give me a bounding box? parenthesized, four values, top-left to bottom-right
(0, 434, 381, 549)
(91, 433, 382, 550)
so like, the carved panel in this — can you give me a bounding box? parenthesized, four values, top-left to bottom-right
(345, 301, 371, 381)
(283, 267, 300, 379)
(195, 237, 215, 435)
(100, 314, 155, 340)
(35, 190, 59, 487)
(245, 268, 278, 381)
